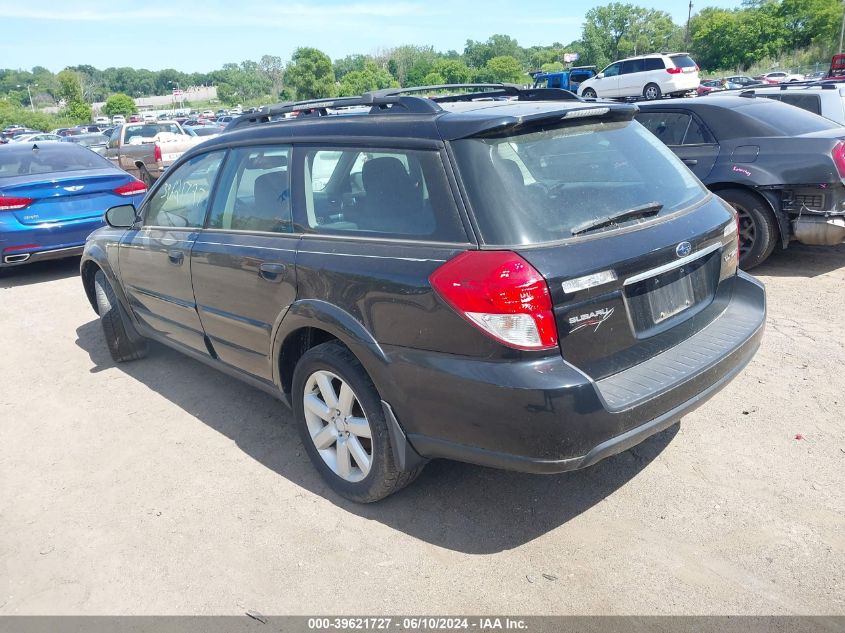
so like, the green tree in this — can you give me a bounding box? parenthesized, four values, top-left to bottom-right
(422, 72, 446, 85)
(337, 61, 398, 96)
(464, 34, 523, 68)
(285, 47, 335, 99)
(102, 93, 136, 116)
(259, 55, 285, 100)
(478, 56, 525, 83)
(56, 69, 91, 121)
(430, 60, 474, 84)
(540, 62, 566, 72)
(333, 54, 370, 81)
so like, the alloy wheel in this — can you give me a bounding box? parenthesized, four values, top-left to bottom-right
(734, 205, 756, 259)
(302, 370, 373, 483)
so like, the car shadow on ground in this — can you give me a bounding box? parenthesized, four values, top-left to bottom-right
(0, 257, 81, 289)
(75, 318, 677, 554)
(753, 242, 845, 278)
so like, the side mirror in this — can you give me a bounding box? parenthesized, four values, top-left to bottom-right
(105, 204, 137, 228)
(596, 73, 605, 79)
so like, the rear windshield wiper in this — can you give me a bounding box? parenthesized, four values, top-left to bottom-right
(570, 202, 664, 236)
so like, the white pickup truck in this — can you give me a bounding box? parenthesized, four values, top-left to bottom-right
(104, 121, 206, 186)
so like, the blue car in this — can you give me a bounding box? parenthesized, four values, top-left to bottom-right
(0, 142, 146, 268)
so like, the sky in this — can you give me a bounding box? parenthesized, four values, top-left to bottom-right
(0, 0, 744, 73)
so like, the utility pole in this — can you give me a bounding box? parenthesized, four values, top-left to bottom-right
(685, 0, 694, 48)
(16, 83, 37, 111)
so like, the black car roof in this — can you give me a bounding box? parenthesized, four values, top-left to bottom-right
(197, 85, 637, 151)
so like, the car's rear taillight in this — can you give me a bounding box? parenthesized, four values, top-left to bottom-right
(153, 143, 162, 163)
(429, 251, 558, 351)
(832, 141, 845, 179)
(112, 180, 147, 197)
(667, 67, 683, 74)
(0, 196, 34, 211)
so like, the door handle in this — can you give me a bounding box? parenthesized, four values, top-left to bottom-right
(683, 159, 698, 166)
(168, 250, 184, 265)
(259, 262, 287, 282)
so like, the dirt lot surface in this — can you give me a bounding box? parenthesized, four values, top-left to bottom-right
(1, 244, 843, 615)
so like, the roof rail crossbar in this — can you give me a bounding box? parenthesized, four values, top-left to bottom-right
(373, 83, 580, 103)
(228, 92, 444, 130)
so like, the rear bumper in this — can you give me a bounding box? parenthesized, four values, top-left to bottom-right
(383, 272, 765, 473)
(0, 216, 103, 267)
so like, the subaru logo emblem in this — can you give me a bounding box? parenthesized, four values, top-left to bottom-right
(676, 241, 692, 258)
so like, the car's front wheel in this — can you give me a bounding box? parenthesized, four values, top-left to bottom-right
(292, 341, 423, 502)
(93, 269, 148, 362)
(582, 88, 597, 99)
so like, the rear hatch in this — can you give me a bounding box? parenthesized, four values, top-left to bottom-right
(450, 109, 738, 379)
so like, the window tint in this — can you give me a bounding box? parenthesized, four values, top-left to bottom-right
(0, 142, 112, 178)
(208, 146, 292, 233)
(451, 120, 706, 245)
(683, 117, 709, 144)
(603, 63, 621, 77)
(671, 55, 698, 68)
(570, 71, 593, 84)
(144, 151, 224, 228)
(767, 93, 822, 116)
(621, 59, 645, 75)
(636, 112, 692, 145)
(644, 58, 665, 71)
(302, 148, 465, 241)
(738, 101, 840, 135)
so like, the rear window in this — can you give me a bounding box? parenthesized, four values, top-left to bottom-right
(671, 55, 698, 68)
(124, 123, 182, 142)
(451, 119, 707, 246)
(738, 101, 839, 135)
(761, 93, 822, 116)
(0, 143, 111, 178)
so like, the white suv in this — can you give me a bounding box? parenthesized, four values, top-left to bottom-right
(578, 53, 700, 100)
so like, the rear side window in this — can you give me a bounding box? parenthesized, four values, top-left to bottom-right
(644, 58, 665, 71)
(738, 101, 839, 135)
(671, 55, 698, 68)
(0, 143, 112, 178)
(300, 148, 465, 242)
(451, 119, 707, 245)
(763, 93, 822, 116)
(208, 146, 292, 233)
(622, 59, 645, 75)
(636, 111, 710, 145)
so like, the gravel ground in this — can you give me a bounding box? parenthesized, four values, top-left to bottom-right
(0, 243, 843, 615)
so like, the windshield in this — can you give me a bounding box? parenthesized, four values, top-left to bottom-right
(451, 119, 707, 245)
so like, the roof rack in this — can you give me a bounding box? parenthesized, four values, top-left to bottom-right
(371, 83, 580, 103)
(228, 84, 582, 130)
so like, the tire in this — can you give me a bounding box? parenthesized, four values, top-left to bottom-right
(643, 83, 662, 100)
(717, 188, 778, 270)
(582, 88, 597, 99)
(93, 269, 148, 362)
(292, 341, 423, 502)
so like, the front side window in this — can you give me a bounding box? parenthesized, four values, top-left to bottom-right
(451, 119, 707, 245)
(208, 146, 292, 233)
(144, 151, 224, 228)
(301, 148, 465, 241)
(603, 63, 621, 78)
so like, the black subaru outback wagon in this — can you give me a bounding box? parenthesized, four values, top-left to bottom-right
(81, 85, 766, 502)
